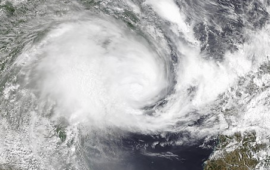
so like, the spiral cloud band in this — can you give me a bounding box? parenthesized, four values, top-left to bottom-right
(1, 0, 270, 169)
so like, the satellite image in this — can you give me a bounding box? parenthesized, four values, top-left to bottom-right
(0, 0, 270, 170)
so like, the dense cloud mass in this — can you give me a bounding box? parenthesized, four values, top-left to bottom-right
(1, 0, 270, 170)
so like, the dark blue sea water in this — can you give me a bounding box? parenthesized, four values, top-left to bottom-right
(90, 132, 215, 170)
